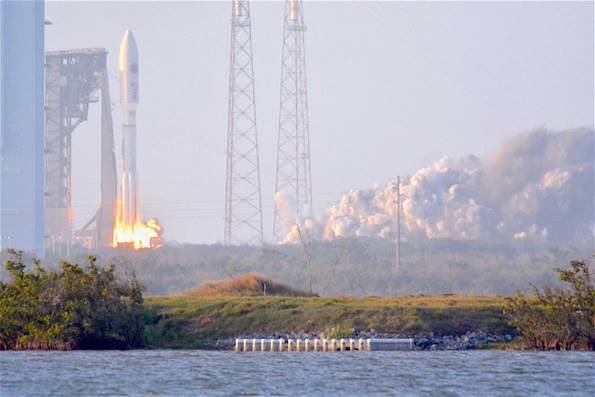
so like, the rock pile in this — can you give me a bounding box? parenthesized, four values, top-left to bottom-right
(211, 330, 514, 350)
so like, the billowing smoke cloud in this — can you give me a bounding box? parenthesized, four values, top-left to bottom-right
(283, 128, 594, 244)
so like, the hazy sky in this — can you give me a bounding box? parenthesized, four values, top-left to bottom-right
(45, 1, 594, 244)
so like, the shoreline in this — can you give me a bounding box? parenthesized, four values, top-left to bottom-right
(199, 331, 517, 351)
(2, 335, 521, 352)
(5, 293, 586, 352)
(143, 294, 519, 350)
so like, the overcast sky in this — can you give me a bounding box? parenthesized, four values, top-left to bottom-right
(45, 1, 594, 244)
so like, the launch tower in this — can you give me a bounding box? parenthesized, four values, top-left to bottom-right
(224, 0, 264, 245)
(273, 0, 313, 241)
(44, 48, 117, 254)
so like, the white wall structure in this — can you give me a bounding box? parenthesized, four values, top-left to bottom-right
(0, 0, 45, 256)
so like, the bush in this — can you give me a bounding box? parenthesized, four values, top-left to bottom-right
(324, 324, 352, 339)
(505, 260, 594, 350)
(0, 250, 144, 350)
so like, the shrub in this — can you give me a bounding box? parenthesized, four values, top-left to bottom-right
(0, 250, 144, 350)
(505, 260, 594, 350)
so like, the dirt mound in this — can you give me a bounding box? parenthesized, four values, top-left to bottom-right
(190, 273, 315, 297)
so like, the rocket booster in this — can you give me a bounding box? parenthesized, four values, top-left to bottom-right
(118, 30, 140, 227)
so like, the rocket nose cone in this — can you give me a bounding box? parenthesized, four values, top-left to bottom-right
(118, 29, 139, 72)
(123, 29, 137, 46)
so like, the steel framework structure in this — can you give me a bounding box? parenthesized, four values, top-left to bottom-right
(273, 0, 312, 241)
(224, 0, 264, 245)
(45, 49, 117, 254)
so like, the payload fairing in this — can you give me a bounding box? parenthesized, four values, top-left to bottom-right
(118, 29, 139, 227)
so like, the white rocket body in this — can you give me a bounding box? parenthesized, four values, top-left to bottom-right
(118, 30, 140, 227)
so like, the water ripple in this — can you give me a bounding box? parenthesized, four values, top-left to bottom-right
(0, 350, 593, 396)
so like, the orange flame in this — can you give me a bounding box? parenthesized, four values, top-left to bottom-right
(112, 198, 163, 249)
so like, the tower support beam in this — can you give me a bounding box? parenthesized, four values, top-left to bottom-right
(273, 0, 312, 241)
(224, 0, 264, 245)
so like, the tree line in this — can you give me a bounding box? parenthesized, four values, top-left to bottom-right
(0, 250, 144, 350)
(45, 238, 589, 296)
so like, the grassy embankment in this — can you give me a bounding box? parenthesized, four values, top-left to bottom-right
(144, 294, 513, 349)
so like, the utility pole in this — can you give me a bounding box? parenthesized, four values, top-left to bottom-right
(395, 176, 401, 274)
(296, 222, 313, 294)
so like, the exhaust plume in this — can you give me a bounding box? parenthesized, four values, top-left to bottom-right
(283, 128, 594, 244)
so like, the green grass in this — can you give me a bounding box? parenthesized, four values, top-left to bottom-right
(143, 294, 514, 349)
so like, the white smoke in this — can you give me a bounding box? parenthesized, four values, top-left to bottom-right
(274, 191, 318, 244)
(283, 128, 594, 244)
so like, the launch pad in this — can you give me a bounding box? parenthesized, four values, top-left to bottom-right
(41, 1, 311, 253)
(44, 42, 161, 255)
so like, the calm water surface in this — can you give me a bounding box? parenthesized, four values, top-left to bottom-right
(1, 350, 594, 396)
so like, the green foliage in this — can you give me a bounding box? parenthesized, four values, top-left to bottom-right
(324, 324, 352, 339)
(144, 294, 513, 348)
(505, 260, 595, 350)
(0, 249, 144, 350)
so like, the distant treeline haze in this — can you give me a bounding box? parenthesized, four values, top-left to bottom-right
(9, 238, 590, 297)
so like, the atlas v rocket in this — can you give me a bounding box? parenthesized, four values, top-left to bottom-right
(118, 30, 140, 227)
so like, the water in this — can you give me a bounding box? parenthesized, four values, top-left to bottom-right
(1, 350, 593, 396)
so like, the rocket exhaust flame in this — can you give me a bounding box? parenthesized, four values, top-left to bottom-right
(112, 29, 163, 249)
(113, 195, 162, 249)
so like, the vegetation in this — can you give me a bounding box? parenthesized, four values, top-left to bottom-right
(31, 238, 591, 296)
(2, 244, 592, 351)
(0, 250, 144, 350)
(324, 324, 353, 339)
(505, 260, 594, 350)
(144, 294, 513, 348)
(188, 273, 315, 297)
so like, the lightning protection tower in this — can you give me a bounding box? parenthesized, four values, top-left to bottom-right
(224, 0, 264, 245)
(273, 0, 312, 241)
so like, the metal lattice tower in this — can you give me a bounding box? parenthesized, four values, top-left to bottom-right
(224, 0, 264, 245)
(45, 49, 117, 254)
(273, 0, 312, 241)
